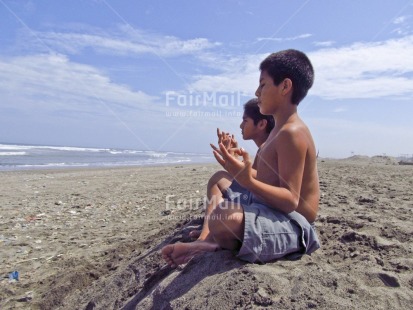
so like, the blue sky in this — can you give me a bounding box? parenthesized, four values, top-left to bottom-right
(1, 0, 413, 158)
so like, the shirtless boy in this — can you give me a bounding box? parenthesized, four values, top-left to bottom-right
(162, 49, 320, 266)
(189, 98, 274, 239)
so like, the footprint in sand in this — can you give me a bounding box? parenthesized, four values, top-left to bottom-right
(364, 272, 400, 288)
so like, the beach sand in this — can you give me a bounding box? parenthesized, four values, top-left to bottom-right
(0, 158, 412, 309)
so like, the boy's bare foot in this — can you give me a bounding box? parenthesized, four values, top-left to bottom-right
(161, 240, 219, 268)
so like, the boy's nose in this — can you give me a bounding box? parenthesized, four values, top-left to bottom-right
(255, 87, 260, 97)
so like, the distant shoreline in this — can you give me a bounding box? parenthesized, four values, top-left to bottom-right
(3, 155, 412, 173)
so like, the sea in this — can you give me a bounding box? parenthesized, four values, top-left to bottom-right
(0, 143, 215, 171)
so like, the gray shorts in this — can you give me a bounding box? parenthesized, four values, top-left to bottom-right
(237, 196, 320, 263)
(222, 180, 250, 205)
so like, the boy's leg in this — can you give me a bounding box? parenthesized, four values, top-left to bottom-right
(190, 170, 232, 240)
(161, 201, 244, 267)
(206, 170, 233, 199)
(208, 201, 244, 250)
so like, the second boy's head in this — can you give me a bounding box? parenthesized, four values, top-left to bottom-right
(256, 49, 314, 113)
(240, 98, 274, 140)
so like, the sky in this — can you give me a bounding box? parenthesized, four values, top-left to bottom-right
(1, 0, 413, 158)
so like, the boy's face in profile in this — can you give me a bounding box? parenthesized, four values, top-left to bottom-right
(255, 70, 282, 115)
(240, 113, 259, 140)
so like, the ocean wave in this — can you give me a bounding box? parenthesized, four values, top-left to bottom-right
(0, 143, 215, 171)
(0, 144, 33, 151)
(0, 151, 27, 156)
(145, 152, 168, 158)
(0, 144, 109, 153)
(1, 162, 91, 170)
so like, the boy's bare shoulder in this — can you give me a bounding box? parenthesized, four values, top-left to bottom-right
(273, 120, 311, 149)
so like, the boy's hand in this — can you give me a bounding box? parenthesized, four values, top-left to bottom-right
(212, 140, 253, 189)
(215, 128, 239, 157)
(217, 128, 238, 148)
(210, 143, 240, 166)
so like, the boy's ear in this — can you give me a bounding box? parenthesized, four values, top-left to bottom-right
(281, 78, 293, 94)
(257, 119, 267, 130)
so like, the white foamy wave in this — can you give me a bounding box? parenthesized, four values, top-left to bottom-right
(124, 150, 144, 154)
(15, 162, 91, 169)
(48, 146, 109, 152)
(174, 159, 192, 163)
(145, 151, 168, 158)
(34, 146, 109, 153)
(0, 144, 109, 153)
(0, 151, 27, 156)
(0, 144, 33, 151)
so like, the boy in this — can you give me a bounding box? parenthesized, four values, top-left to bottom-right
(162, 49, 320, 266)
(189, 98, 274, 240)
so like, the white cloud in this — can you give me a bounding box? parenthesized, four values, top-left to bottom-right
(23, 24, 220, 57)
(257, 33, 312, 42)
(187, 53, 264, 95)
(187, 35, 413, 101)
(0, 54, 158, 115)
(391, 15, 412, 36)
(393, 16, 407, 24)
(19, 26, 413, 103)
(313, 41, 335, 47)
(310, 35, 413, 99)
(333, 107, 347, 113)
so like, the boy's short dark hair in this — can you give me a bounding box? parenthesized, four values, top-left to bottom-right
(244, 98, 275, 133)
(259, 49, 314, 105)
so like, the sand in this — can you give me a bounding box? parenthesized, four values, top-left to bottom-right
(0, 158, 412, 309)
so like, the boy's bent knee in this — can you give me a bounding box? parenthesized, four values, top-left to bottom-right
(208, 203, 244, 242)
(207, 171, 232, 189)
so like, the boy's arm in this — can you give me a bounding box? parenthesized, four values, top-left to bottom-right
(215, 130, 306, 214)
(251, 156, 258, 179)
(251, 147, 261, 176)
(251, 169, 257, 179)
